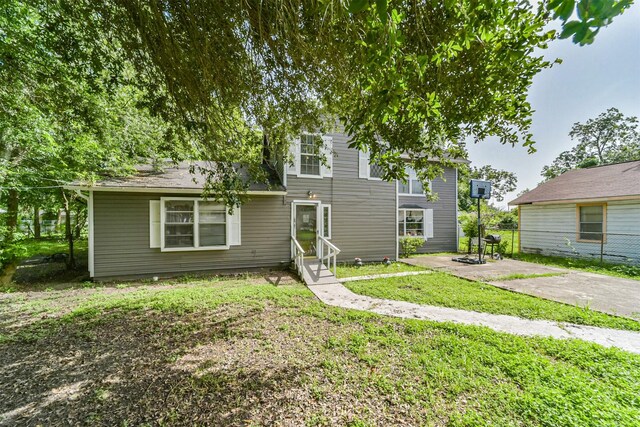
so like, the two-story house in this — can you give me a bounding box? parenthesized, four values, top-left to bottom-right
(67, 130, 462, 280)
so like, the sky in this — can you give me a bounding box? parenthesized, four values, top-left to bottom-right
(466, 4, 640, 209)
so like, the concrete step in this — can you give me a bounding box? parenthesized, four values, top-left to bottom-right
(302, 259, 338, 286)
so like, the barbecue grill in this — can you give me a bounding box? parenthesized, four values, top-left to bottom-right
(483, 234, 502, 260)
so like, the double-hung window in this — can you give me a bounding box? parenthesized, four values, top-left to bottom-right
(398, 167, 427, 196)
(398, 208, 434, 239)
(577, 204, 605, 242)
(300, 134, 321, 176)
(398, 209, 425, 238)
(359, 150, 384, 180)
(150, 198, 240, 251)
(164, 200, 196, 248)
(287, 134, 333, 178)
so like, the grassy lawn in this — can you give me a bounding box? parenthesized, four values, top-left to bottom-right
(13, 236, 87, 258)
(513, 253, 640, 281)
(5, 237, 90, 291)
(343, 272, 640, 331)
(336, 262, 428, 279)
(1, 276, 639, 426)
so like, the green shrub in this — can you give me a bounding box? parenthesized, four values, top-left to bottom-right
(399, 236, 424, 257)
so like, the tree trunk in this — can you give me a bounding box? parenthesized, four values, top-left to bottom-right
(33, 205, 41, 239)
(74, 206, 86, 239)
(56, 209, 63, 235)
(5, 189, 18, 240)
(62, 192, 76, 270)
(1, 189, 20, 284)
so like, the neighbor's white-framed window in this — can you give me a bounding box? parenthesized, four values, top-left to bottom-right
(398, 167, 431, 196)
(576, 203, 606, 243)
(287, 134, 333, 178)
(149, 198, 241, 251)
(398, 209, 434, 239)
(321, 204, 331, 239)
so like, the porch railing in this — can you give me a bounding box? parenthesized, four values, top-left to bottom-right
(318, 236, 341, 277)
(291, 235, 305, 278)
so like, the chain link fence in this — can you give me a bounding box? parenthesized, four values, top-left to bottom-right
(460, 225, 640, 266)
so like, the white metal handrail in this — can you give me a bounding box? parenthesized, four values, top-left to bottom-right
(291, 235, 305, 278)
(318, 236, 341, 277)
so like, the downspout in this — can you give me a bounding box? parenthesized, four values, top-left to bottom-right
(395, 179, 399, 260)
(455, 167, 459, 253)
(74, 189, 94, 278)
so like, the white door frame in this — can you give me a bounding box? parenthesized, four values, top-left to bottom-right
(291, 200, 322, 259)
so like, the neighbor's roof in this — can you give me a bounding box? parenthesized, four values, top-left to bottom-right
(509, 160, 640, 205)
(66, 161, 286, 194)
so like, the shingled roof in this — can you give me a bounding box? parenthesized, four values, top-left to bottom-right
(67, 161, 286, 193)
(509, 160, 640, 206)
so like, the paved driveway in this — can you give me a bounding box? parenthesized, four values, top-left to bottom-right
(403, 255, 640, 320)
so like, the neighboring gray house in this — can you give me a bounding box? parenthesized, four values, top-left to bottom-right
(67, 131, 462, 280)
(509, 160, 640, 265)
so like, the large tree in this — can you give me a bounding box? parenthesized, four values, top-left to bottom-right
(0, 1, 174, 281)
(541, 108, 640, 180)
(45, 0, 629, 206)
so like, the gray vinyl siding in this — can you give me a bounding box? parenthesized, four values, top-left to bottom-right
(398, 166, 458, 253)
(286, 131, 397, 261)
(93, 131, 459, 278)
(519, 201, 640, 264)
(93, 192, 290, 279)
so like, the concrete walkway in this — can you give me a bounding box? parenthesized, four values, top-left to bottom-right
(403, 255, 640, 320)
(301, 260, 640, 354)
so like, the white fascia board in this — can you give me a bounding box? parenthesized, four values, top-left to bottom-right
(64, 185, 286, 196)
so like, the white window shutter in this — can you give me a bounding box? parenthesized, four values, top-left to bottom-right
(358, 150, 369, 179)
(149, 200, 161, 248)
(425, 209, 434, 238)
(229, 208, 241, 245)
(321, 136, 333, 177)
(287, 138, 300, 175)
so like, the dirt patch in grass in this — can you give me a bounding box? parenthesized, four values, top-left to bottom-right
(0, 302, 430, 426)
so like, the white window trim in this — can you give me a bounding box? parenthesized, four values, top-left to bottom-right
(398, 168, 431, 196)
(160, 197, 232, 252)
(359, 150, 384, 181)
(322, 204, 332, 239)
(292, 133, 333, 179)
(398, 208, 428, 240)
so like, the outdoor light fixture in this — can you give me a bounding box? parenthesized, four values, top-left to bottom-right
(307, 190, 317, 199)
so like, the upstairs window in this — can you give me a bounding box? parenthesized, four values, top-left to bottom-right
(287, 134, 333, 178)
(300, 134, 321, 176)
(369, 162, 384, 179)
(359, 150, 385, 180)
(577, 204, 605, 242)
(398, 167, 428, 196)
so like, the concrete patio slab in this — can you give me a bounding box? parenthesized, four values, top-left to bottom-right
(403, 255, 640, 320)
